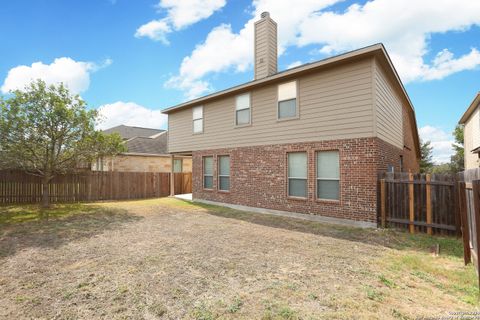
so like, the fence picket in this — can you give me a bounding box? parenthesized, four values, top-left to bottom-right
(0, 170, 191, 204)
(379, 172, 458, 235)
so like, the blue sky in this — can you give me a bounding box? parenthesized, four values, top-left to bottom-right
(1, 0, 480, 163)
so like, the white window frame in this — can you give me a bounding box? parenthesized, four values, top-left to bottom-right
(277, 80, 298, 120)
(173, 158, 183, 173)
(235, 93, 251, 126)
(218, 155, 230, 191)
(203, 156, 213, 189)
(316, 151, 340, 201)
(193, 106, 203, 134)
(287, 152, 307, 198)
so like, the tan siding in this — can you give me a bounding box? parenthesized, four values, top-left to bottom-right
(168, 59, 375, 152)
(374, 59, 403, 149)
(254, 17, 277, 79)
(465, 106, 480, 169)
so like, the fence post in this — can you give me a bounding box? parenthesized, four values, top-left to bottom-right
(380, 179, 386, 228)
(409, 172, 415, 234)
(426, 174, 432, 235)
(458, 181, 471, 265)
(472, 180, 480, 289)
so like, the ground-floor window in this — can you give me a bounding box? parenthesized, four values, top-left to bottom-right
(173, 159, 183, 173)
(203, 156, 213, 189)
(218, 155, 230, 191)
(287, 152, 307, 198)
(316, 151, 340, 200)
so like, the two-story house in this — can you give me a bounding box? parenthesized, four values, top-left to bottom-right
(459, 93, 480, 169)
(163, 12, 420, 226)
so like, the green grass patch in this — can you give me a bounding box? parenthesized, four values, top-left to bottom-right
(0, 203, 98, 225)
(191, 302, 215, 320)
(227, 297, 243, 314)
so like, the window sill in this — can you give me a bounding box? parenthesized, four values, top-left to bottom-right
(276, 116, 299, 123)
(234, 123, 251, 129)
(193, 132, 204, 135)
(287, 196, 308, 201)
(315, 198, 341, 204)
(218, 190, 230, 194)
(203, 188, 214, 192)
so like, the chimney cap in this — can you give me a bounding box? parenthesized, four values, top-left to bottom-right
(261, 11, 270, 18)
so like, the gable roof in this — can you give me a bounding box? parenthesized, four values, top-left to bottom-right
(162, 43, 420, 158)
(103, 125, 165, 140)
(459, 92, 480, 124)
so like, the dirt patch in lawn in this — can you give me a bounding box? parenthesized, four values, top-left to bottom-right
(0, 198, 477, 319)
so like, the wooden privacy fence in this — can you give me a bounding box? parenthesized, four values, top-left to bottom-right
(0, 170, 192, 204)
(174, 172, 192, 195)
(457, 168, 480, 279)
(379, 172, 459, 235)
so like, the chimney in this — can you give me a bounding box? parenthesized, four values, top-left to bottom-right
(254, 12, 277, 79)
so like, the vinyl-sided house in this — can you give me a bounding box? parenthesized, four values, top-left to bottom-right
(459, 93, 480, 169)
(163, 13, 420, 226)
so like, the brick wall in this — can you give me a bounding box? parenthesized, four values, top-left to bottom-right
(192, 137, 417, 223)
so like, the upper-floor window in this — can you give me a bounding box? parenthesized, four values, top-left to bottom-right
(278, 81, 297, 119)
(203, 156, 213, 189)
(287, 152, 307, 198)
(218, 155, 230, 191)
(316, 151, 340, 200)
(193, 106, 203, 133)
(235, 93, 251, 126)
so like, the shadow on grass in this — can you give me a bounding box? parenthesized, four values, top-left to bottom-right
(0, 203, 143, 258)
(183, 200, 464, 259)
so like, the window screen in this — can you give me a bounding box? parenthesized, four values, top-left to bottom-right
(203, 156, 213, 189)
(288, 152, 307, 197)
(235, 94, 250, 125)
(193, 106, 203, 133)
(316, 151, 340, 200)
(278, 81, 297, 119)
(218, 155, 230, 191)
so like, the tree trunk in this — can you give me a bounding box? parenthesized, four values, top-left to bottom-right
(41, 176, 50, 208)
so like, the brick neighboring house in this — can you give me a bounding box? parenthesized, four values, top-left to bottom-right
(162, 12, 420, 226)
(93, 125, 192, 173)
(459, 93, 480, 169)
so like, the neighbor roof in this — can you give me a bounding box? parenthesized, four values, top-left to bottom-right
(125, 132, 168, 155)
(104, 125, 165, 140)
(459, 92, 480, 124)
(162, 43, 420, 158)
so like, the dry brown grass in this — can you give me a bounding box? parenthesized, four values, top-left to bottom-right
(0, 198, 478, 319)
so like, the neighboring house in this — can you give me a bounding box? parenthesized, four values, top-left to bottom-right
(93, 125, 192, 173)
(163, 12, 420, 226)
(459, 93, 480, 169)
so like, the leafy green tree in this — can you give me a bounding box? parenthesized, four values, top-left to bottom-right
(449, 124, 464, 173)
(431, 163, 452, 174)
(0, 80, 126, 207)
(420, 139, 434, 173)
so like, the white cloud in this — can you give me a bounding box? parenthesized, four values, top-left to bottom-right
(135, 19, 172, 44)
(1, 57, 111, 94)
(96, 101, 168, 130)
(419, 125, 454, 164)
(167, 0, 480, 98)
(135, 0, 226, 43)
(166, 0, 339, 98)
(287, 61, 303, 69)
(297, 0, 480, 83)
